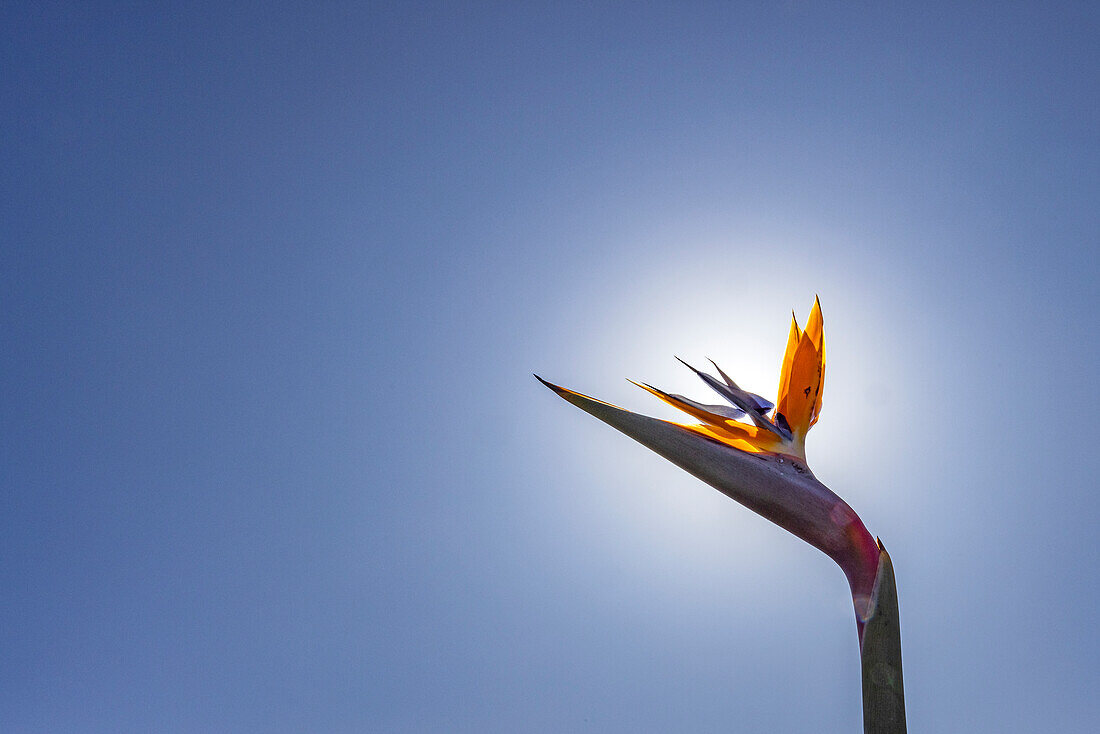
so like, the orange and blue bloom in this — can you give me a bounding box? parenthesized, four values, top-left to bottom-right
(538, 298, 883, 641)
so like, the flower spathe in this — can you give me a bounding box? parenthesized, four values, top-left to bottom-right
(537, 298, 882, 638)
(631, 296, 825, 463)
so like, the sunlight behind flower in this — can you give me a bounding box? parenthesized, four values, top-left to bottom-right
(6, 4, 1098, 732)
(533, 232, 939, 593)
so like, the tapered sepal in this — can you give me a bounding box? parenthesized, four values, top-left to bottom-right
(861, 541, 906, 734)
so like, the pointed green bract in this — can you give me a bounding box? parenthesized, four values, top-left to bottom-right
(861, 543, 906, 733)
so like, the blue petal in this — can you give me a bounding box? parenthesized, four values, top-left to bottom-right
(676, 357, 791, 440)
(707, 358, 775, 413)
(667, 393, 747, 421)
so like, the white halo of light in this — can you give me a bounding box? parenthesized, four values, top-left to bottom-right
(533, 229, 937, 605)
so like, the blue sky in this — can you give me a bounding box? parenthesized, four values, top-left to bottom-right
(2, 2, 1097, 732)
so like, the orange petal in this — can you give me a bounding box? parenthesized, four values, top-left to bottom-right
(811, 333, 825, 426)
(631, 381, 751, 433)
(781, 331, 824, 436)
(777, 312, 802, 411)
(678, 422, 784, 454)
(627, 380, 792, 454)
(804, 297, 825, 425)
(804, 296, 824, 351)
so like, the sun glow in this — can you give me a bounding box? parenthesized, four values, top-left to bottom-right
(538, 238, 925, 583)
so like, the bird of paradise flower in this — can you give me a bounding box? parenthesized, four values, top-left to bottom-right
(537, 298, 906, 733)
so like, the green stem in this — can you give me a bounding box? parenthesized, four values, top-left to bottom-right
(860, 542, 906, 733)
